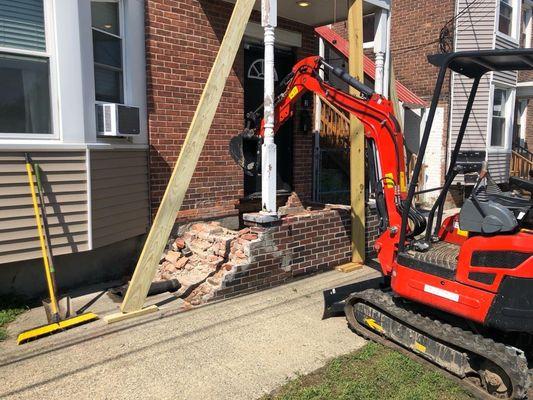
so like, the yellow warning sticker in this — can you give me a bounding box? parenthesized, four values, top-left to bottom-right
(288, 87, 299, 100)
(456, 228, 468, 237)
(414, 342, 427, 353)
(384, 172, 394, 188)
(399, 171, 407, 193)
(364, 318, 384, 333)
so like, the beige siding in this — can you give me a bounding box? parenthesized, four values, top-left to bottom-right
(493, 34, 518, 86)
(90, 150, 149, 249)
(488, 151, 512, 182)
(0, 152, 89, 264)
(451, 0, 517, 184)
(454, 0, 495, 52)
(451, 0, 496, 155)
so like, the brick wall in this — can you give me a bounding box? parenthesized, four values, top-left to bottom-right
(146, 0, 317, 222)
(214, 204, 380, 300)
(390, 0, 455, 101)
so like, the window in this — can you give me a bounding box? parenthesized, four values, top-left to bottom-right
(363, 13, 375, 48)
(499, 0, 514, 36)
(514, 98, 528, 147)
(521, 4, 532, 48)
(91, 1, 123, 103)
(491, 88, 510, 147)
(363, 14, 375, 43)
(0, 0, 52, 134)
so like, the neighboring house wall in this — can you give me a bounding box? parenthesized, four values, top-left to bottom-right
(145, 0, 316, 224)
(0, 1, 149, 283)
(451, 0, 521, 183)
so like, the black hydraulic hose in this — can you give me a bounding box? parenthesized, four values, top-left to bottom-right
(320, 59, 375, 98)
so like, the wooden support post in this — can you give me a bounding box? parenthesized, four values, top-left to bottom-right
(337, 0, 365, 272)
(112, 0, 255, 319)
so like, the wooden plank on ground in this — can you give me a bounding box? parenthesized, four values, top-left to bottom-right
(338, 0, 365, 272)
(119, 0, 255, 314)
(104, 305, 158, 324)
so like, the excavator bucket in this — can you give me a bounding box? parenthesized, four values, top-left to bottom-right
(322, 276, 385, 319)
(229, 131, 258, 176)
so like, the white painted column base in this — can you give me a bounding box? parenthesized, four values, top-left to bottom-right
(261, 0, 278, 216)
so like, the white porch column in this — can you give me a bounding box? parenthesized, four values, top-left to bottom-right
(382, 8, 392, 99)
(261, 0, 277, 214)
(374, 9, 389, 96)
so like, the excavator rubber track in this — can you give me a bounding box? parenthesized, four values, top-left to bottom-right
(344, 289, 530, 400)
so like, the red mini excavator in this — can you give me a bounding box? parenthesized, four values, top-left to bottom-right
(230, 49, 533, 399)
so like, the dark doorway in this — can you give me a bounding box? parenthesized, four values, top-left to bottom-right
(243, 43, 295, 196)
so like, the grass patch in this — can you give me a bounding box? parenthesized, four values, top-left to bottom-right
(0, 296, 27, 341)
(262, 342, 474, 400)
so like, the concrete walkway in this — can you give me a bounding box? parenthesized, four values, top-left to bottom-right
(0, 268, 378, 400)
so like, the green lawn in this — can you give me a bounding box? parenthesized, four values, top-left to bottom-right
(262, 342, 474, 400)
(0, 296, 27, 341)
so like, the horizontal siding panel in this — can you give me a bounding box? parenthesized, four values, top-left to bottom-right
(90, 156, 147, 170)
(91, 165, 148, 180)
(455, 0, 496, 51)
(92, 208, 150, 230)
(91, 192, 149, 211)
(0, 241, 89, 265)
(450, 74, 491, 152)
(2, 193, 87, 208)
(488, 152, 511, 183)
(0, 232, 88, 254)
(0, 203, 87, 220)
(90, 150, 150, 249)
(91, 185, 148, 202)
(92, 226, 147, 250)
(495, 34, 519, 49)
(0, 171, 87, 184)
(0, 152, 88, 264)
(0, 222, 87, 242)
(0, 213, 87, 230)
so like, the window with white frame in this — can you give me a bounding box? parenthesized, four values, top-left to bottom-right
(0, 0, 52, 134)
(491, 87, 513, 148)
(91, 1, 124, 104)
(499, 0, 514, 36)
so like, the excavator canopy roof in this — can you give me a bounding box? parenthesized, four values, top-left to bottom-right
(427, 48, 533, 79)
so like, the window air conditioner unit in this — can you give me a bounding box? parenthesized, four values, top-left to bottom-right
(96, 103, 140, 137)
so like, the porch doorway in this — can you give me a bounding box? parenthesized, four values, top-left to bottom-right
(243, 43, 295, 197)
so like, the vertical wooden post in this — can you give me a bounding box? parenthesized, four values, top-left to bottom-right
(112, 0, 255, 318)
(347, 0, 365, 266)
(337, 0, 365, 272)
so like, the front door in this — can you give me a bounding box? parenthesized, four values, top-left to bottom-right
(243, 43, 295, 196)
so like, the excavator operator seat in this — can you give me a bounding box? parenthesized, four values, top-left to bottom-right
(459, 170, 531, 234)
(459, 198, 518, 234)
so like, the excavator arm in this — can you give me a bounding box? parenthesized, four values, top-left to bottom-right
(230, 56, 416, 274)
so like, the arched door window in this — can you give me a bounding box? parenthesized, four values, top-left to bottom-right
(247, 59, 279, 81)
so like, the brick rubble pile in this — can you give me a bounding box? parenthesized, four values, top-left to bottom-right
(154, 222, 259, 307)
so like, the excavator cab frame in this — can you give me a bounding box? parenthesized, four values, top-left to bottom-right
(399, 48, 533, 252)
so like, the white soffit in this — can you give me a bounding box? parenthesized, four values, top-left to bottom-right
(222, 0, 389, 27)
(245, 22, 302, 47)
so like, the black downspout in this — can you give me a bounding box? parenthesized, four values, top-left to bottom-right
(398, 63, 449, 252)
(431, 76, 481, 238)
